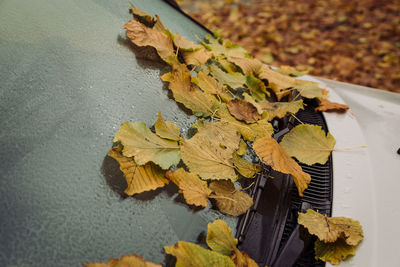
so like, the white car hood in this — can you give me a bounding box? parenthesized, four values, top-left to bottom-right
(305, 76, 400, 266)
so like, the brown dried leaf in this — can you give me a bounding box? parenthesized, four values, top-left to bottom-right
(107, 146, 169, 196)
(168, 64, 220, 117)
(217, 103, 273, 142)
(244, 94, 304, 121)
(298, 209, 363, 246)
(182, 47, 211, 66)
(257, 65, 296, 100)
(123, 19, 179, 66)
(315, 99, 349, 113)
(209, 180, 253, 216)
(227, 99, 261, 123)
(192, 70, 233, 102)
(166, 168, 211, 207)
(253, 136, 311, 196)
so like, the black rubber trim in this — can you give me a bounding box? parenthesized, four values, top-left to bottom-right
(162, 0, 213, 34)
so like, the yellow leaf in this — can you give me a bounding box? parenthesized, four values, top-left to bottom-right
(154, 112, 180, 141)
(253, 136, 311, 196)
(298, 209, 363, 246)
(164, 241, 235, 267)
(294, 80, 323, 99)
(129, 7, 155, 25)
(83, 253, 161, 267)
(280, 124, 336, 165)
(123, 19, 179, 67)
(257, 65, 296, 101)
(167, 31, 202, 52)
(275, 65, 307, 77)
(232, 153, 261, 178)
(107, 146, 168, 196)
(192, 70, 233, 102)
(231, 250, 258, 267)
(227, 99, 261, 123)
(245, 74, 269, 101)
(244, 93, 304, 121)
(203, 34, 248, 59)
(209, 180, 253, 216)
(227, 56, 264, 75)
(180, 121, 240, 181)
(206, 219, 238, 256)
(237, 139, 247, 156)
(168, 64, 220, 117)
(315, 99, 349, 113)
(208, 65, 247, 89)
(314, 239, 355, 265)
(165, 168, 212, 207)
(182, 47, 211, 66)
(113, 122, 180, 170)
(217, 103, 273, 142)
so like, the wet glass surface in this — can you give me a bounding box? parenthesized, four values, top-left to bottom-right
(0, 0, 236, 265)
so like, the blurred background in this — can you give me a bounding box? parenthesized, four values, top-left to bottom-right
(177, 0, 400, 93)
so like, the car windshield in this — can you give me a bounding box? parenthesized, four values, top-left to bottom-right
(0, 0, 237, 265)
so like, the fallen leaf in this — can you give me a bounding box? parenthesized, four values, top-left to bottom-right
(129, 7, 155, 26)
(167, 31, 202, 52)
(245, 74, 269, 101)
(294, 80, 323, 99)
(275, 65, 307, 77)
(154, 112, 180, 141)
(209, 180, 253, 216)
(180, 122, 240, 181)
(320, 88, 330, 98)
(108, 146, 169, 196)
(208, 65, 246, 89)
(314, 239, 355, 265)
(83, 253, 161, 267)
(168, 64, 220, 117)
(227, 56, 264, 76)
(182, 47, 211, 66)
(153, 15, 166, 32)
(237, 139, 247, 156)
(192, 70, 233, 102)
(217, 103, 273, 142)
(218, 56, 239, 73)
(227, 99, 261, 123)
(164, 241, 235, 267)
(123, 19, 179, 67)
(231, 250, 258, 267)
(298, 209, 363, 246)
(232, 153, 261, 178)
(280, 124, 336, 165)
(253, 135, 311, 196)
(166, 168, 212, 207)
(257, 65, 296, 100)
(244, 94, 304, 121)
(113, 121, 180, 169)
(206, 219, 238, 256)
(315, 99, 349, 113)
(204, 34, 248, 59)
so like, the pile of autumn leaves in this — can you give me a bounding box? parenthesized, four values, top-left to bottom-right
(85, 8, 363, 266)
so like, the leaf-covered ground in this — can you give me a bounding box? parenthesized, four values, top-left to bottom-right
(178, 0, 400, 93)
